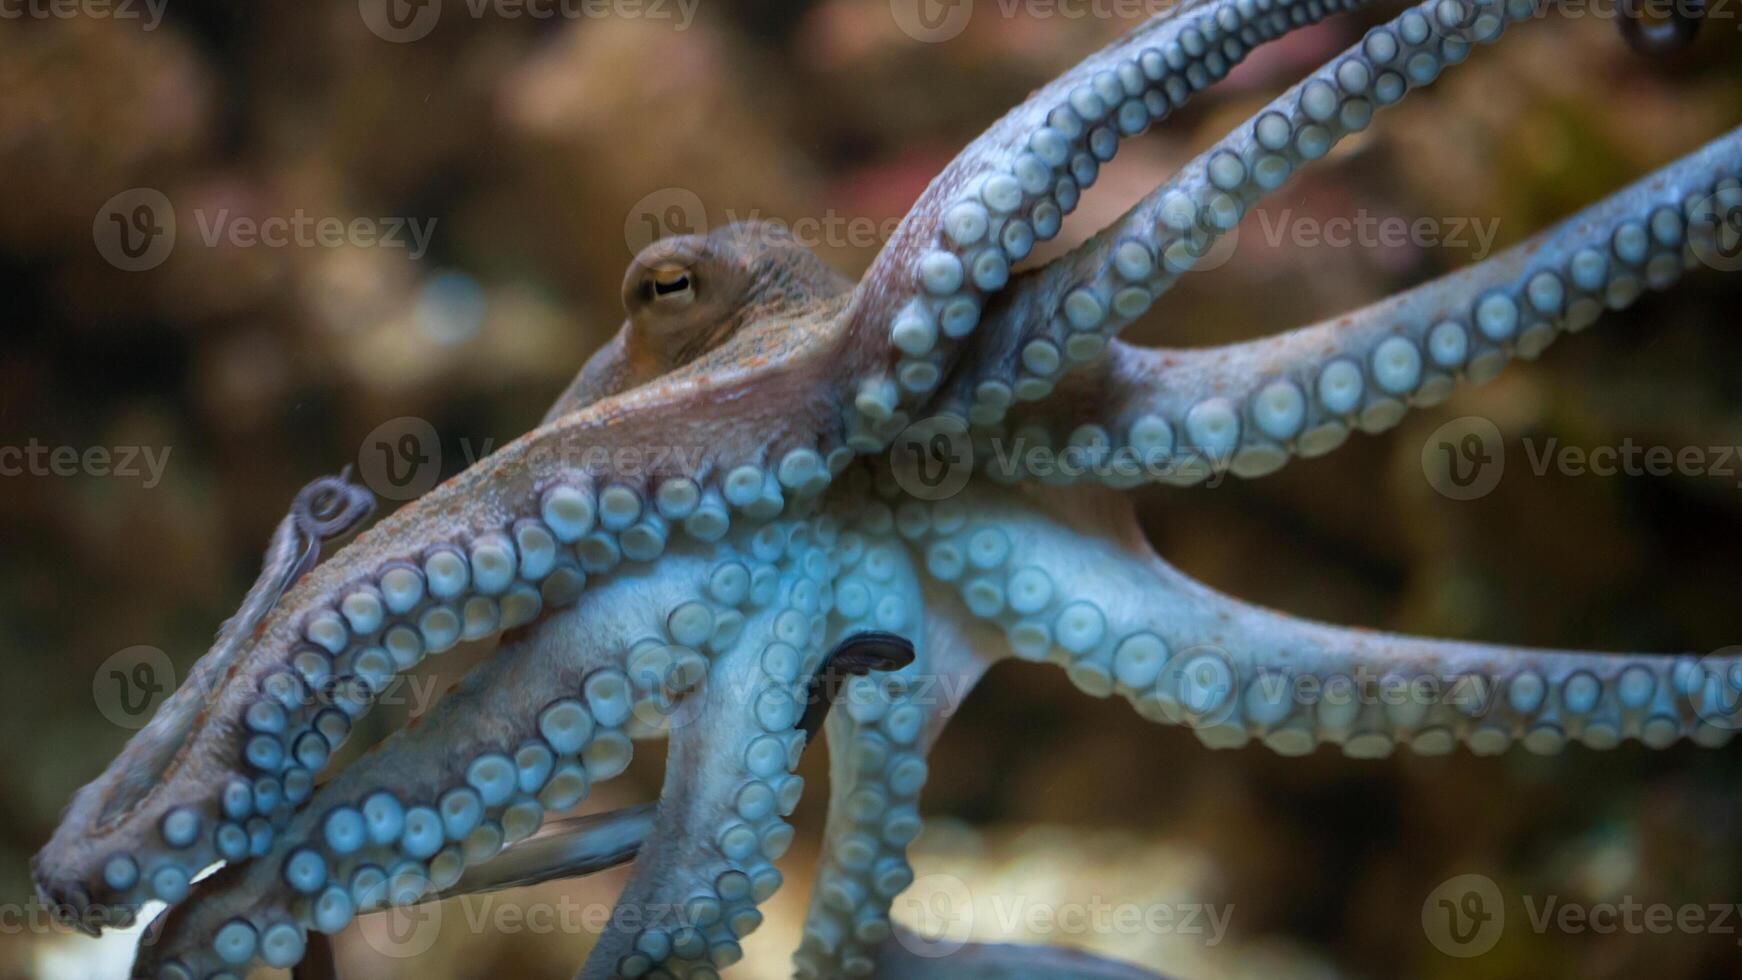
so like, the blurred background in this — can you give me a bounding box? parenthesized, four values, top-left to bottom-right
(3, 0, 1742, 977)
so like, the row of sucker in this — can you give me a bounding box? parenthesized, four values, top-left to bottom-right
(886, 481, 1742, 759)
(148, 507, 853, 978)
(90, 448, 849, 941)
(977, 143, 1742, 486)
(955, 0, 1535, 430)
(604, 515, 840, 979)
(795, 486, 933, 977)
(851, 0, 1375, 443)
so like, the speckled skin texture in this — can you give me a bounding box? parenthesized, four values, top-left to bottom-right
(29, 0, 1742, 976)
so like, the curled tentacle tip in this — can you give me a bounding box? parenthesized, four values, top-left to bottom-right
(1619, 0, 1703, 55)
(287, 468, 377, 586)
(293, 468, 376, 542)
(798, 631, 917, 741)
(32, 873, 102, 937)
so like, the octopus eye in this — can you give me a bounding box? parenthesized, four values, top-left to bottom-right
(646, 265, 695, 305)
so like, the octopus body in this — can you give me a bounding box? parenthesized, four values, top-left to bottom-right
(31, 0, 1742, 976)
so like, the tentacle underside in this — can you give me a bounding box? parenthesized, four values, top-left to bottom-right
(133, 551, 718, 976)
(30, 0, 1742, 973)
(993, 127, 1742, 484)
(838, 0, 1375, 444)
(903, 481, 1742, 759)
(947, 0, 1541, 423)
(579, 513, 838, 978)
(32, 375, 844, 935)
(793, 515, 1005, 978)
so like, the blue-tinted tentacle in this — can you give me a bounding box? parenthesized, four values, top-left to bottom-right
(577, 514, 839, 979)
(31, 389, 842, 937)
(792, 499, 1003, 978)
(948, 0, 1538, 425)
(131, 547, 718, 979)
(840, 0, 1376, 443)
(983, 126, 1742, 485)
(908, 483, 1742, 759)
